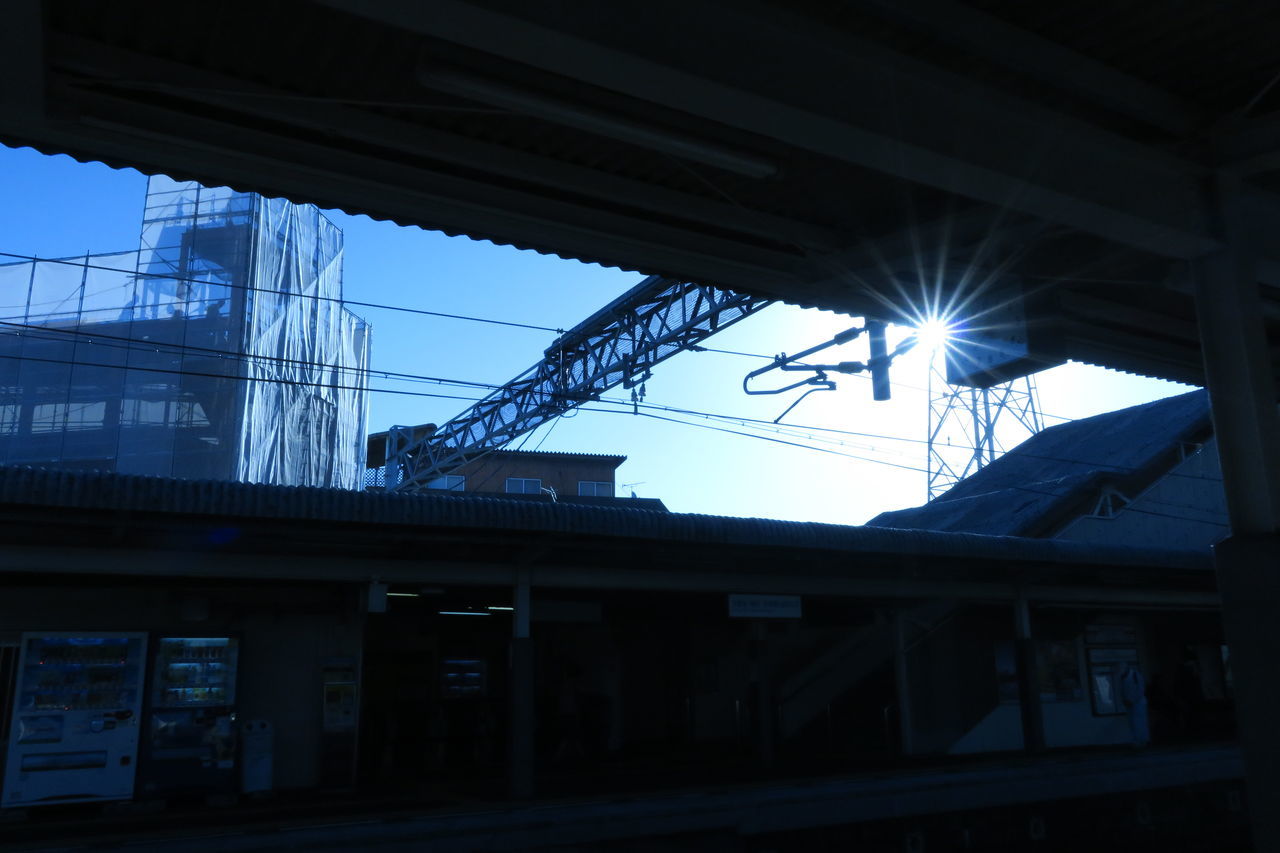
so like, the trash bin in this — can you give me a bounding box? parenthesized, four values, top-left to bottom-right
(240, 720, 273, 794)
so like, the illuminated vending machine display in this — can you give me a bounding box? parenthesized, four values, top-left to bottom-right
(2, 632, 148, 807)
(139, 637, 240, 795)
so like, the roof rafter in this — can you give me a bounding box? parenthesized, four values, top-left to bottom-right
(854, 0, 1198, 135)
(331, 0, 1218, 258)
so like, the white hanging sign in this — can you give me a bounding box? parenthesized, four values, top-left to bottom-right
(728, 593, 802, 619)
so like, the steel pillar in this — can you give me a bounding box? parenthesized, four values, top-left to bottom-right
(749, 622, 776, 768)
(892, 612, 914, 756)
(1194, 175, 1280, 849)
(1014, 597, 1045, 753)
(509, 567, 534, 799)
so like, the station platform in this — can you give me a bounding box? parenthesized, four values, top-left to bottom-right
(0, 744, 1247, 852)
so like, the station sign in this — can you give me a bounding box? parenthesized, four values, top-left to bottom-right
(728, 593, 802, 620)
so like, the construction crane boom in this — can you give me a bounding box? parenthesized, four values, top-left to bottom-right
(383, 276, 773, 491)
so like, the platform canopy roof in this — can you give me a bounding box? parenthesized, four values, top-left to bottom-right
(5, 1, 1280, 384)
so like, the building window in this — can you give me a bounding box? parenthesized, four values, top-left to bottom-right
(505, 477, 542, 494)
(578, 481, 614, 497)
(426, 475, 465, 491)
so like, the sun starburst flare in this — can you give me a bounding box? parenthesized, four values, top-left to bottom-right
(912, 315, 954, 353)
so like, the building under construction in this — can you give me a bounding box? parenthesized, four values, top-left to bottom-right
(0, 177, 370, 488)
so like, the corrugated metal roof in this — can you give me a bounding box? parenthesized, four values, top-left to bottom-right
(0, 464, 1208, 570)
(457, 449, 627, 464)
(869, 390, 1211, 536)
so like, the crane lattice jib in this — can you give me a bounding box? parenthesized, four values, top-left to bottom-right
(385, 276, 773, 491)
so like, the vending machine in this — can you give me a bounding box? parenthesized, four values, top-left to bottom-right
(138, 637, 240, 796)
(2, 632, 148, 807)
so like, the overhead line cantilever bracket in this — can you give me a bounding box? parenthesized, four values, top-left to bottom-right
(385, 276, 773, 491)
(742, 323, 919, 404)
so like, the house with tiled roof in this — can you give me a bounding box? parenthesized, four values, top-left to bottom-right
(871, 390, 1227, 549)
(870, 390, 1232, 754)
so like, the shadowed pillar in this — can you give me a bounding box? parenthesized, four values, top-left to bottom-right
(1194, 172, 1280, 850)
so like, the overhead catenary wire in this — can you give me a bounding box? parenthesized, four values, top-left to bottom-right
(0, 350, 484, 404)
(0, 250, 567, 334)
(0, 320, 928, 472)
(0, 318, 501, 394)
(0, 250, 809, 362)
(597, 396, 1218, 484)
(0, 318, 1214, 486)
(2, 249, 1093, 432)
(0, 249, 1085, 421)
(0, 251, 1193, 481)
(0, 345, 950, 476)
(0, 301, 1081, 439)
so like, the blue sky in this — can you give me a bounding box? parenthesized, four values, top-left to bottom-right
(0, 144, 1194, 524)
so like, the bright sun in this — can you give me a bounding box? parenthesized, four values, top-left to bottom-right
(914, 317, 952, 351)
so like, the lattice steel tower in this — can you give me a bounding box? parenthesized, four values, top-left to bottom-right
(926, 350, 1043, 500)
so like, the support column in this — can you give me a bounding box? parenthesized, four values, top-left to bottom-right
(1195, 177, 1280, 531)
(1195, 174, 1280, 848)
(1014, 596, 1045, 753)
(892, 611, 914, 757)
(508, 567, 534, 799)
(749, 621, 776, 767)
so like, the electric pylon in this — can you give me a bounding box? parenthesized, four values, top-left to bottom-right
(926, 351, 1043, 500)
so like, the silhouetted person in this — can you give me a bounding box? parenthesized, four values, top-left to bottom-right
(553, 663, 586, 764)
(1175, 649, 1206, 740)
(1119, 662, 1149, 748)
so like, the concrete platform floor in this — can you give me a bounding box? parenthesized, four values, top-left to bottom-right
(0, 744, 1246, 852)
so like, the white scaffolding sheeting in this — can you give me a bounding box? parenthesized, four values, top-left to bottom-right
(0, 177, 370, 488)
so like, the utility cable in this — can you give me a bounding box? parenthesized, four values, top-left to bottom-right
(0, 350, 484, 404)
(0, 319, 500, 394)
(590, 408, 932, 474)
(0, 251, 1091, 430)
(2, 250, 1057, 402)
(0, 322, 1212, 486)
(0, 251, 567, 334)
(0, 347, 943, 475)
(0, 250, 810, 362)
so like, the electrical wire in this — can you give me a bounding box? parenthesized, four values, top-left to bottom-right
(0, 350, 485, 404)
(0, 346, 944, 475)
(0, 319, 501, 394)
(0, 319, 1213, 486)
(0, 250, 821, 362)
(0, 254, 1198, 482)
(0, 315, 1024, 448)
(0, 251, 567, 334)
(587, 408, 932, 474)
(596, 396, 1215, 483)
(0, 250, 1081, 422)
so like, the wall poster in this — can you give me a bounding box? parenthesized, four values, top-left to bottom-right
(1087, 646, 1139, 716)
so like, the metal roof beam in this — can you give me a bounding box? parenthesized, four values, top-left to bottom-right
(0, 546, 1218, 607)
(1218, 111, 1280, 176)
(0, 1, 43, 119)
(27, 80, 801, 293)
(800, 211, 1060, 320)
(334, 0, 1219, 259)
(854, 0, 1198, 136)
(49, 35, 842, 256)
